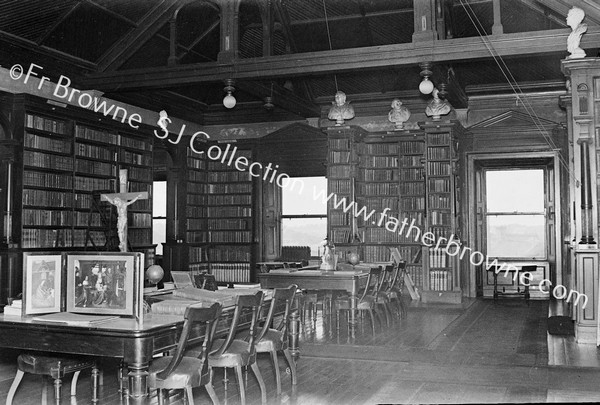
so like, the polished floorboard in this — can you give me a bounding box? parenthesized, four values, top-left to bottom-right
(1, 297, 600, 404)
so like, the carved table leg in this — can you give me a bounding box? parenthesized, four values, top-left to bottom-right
(127, 363, 149, 401)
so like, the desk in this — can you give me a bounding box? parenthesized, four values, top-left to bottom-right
(258, 267, 373, 338)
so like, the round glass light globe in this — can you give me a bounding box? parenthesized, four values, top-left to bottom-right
(223, 94, 236, 109)
(419, 78, 434, 94)
(146, 264, 164, 284)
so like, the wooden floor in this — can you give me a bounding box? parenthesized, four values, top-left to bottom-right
(1, 297, 600, 404)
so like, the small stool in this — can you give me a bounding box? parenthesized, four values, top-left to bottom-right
(6, 352, 100, 405)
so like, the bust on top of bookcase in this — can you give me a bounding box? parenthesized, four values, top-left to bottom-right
(325, 121, 467, 303)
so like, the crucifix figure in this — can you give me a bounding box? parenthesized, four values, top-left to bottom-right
(101, 169, 148, 252)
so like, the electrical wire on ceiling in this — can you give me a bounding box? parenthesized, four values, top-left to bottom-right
(322, 0, 339, 92)
(458, 0, 578, 186)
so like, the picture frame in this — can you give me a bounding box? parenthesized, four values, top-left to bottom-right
(22, 253, 63, 316)
(65, 252, 143, 318)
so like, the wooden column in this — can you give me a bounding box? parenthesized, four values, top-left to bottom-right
(491, 0, 503, 35)
(562, 58, 600, 344)
(217, 0, 242, 63)
(412, 0, 438, 43)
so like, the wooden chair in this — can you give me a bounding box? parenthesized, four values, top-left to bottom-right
(241, 284, 298, 396)
(6, 352, 100, 405)
(208, 291, 267, 405)
(148, 302, 222, 405)
(334, 267, 385, 335)
(381, 260, 407, 318)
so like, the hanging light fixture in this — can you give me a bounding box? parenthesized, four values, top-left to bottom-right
(264, 82, 274, 111)
(223, 79, 236, 109)
(418, 62, 434, 95)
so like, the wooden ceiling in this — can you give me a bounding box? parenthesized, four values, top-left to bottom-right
(1, 0, 599, 126)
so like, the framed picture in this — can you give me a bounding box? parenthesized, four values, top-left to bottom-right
(23, 253, 63, 316)
(65, 252, 143, 317)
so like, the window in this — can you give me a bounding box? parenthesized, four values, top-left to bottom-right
(152, 181, 167, 255)
(281, 177, 327, 256)
(485, 169, 545, 259)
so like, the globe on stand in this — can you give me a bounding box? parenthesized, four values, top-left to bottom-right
(146, 264, 164, 285)
(347, 253, 360, 266)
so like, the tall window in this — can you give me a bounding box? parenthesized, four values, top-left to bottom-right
(282, 177, 327, 256)
(485, 169, 545, 259)
(152, 181, 167, 255)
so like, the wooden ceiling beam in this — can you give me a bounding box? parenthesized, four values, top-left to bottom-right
(96, 0, 192, 72)
(82, 27, 600, 92)
(533, 0, 600, 26)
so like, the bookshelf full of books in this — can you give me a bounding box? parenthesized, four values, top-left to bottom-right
(326, 126, 363, 262)
(420, 121, 464, 303)
(185, 145, 209, 274)
(205, 146, 254, 283)
(8, 94, 154, 255)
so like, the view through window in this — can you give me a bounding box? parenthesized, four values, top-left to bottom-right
(282, 177, 327, 257)
(152, 181, 166, 255)
(485, 169, 545, 258)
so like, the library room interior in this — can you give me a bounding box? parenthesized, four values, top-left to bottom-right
(3, 0, 600, 404)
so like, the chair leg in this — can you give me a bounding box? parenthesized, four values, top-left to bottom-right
(205, 382, 220, 405)
(91, 365, 100, 402)
(367, 308, 376, 335)
(6, 369, 24, 405)
(53, 377, 62, 405)
(70, 370, 81, 396)
(185, 385, 195, 405)
(282, 349, 297, 385)
(157, 388, 164, 405)
(234, 366, 245, 405)
(250, 363, 267, 405)
(269, 349, 282, 395)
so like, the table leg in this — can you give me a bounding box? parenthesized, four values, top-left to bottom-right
(127, 362, 149, 400)
(289, 310, 300, 362)
(349, 294, 358, 339)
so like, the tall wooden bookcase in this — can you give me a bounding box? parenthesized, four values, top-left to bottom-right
(163, 140, 257, 285)
(325, 122, 466, 302)
(0, 92, 155, 305)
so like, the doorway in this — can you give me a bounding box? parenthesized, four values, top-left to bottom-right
(468, 153, 562, 298)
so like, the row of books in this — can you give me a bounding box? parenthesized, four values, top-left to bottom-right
(128, 212, 152, 227)
(429, 195, 452, 209)
(26, 114, 68, 135)
(363, 228, 403, 242)
(187, 157, 206, 170)
(428, 133, 451, 145)
(187, 218, 208, 230)
(120, 135, 152, 151)
(429, 210, 452, 226)
(124, 167, 152, 182)
(399, 155, 423, 166)
(207, 218, 250, 230)
(429, 270, 451, 291)
(24, 150, 73, 171)
(208, 231, 251, 243)
(208, 183, 252, 194)
(74, 176, 114, 191)
(207, 195, 252, 206)
(186, 231, 207, 243)
(186, 206, 207, 217)
(358, 182, 399, 196)
(328, 179, 352, 194)
(25, 133, 72, 154)
(398, 141, 425, 154)
(427, 161, 452, 176)
(358, 169, 398, 181)
(121, 150, 151, 166)
(75, 125, 119, 144)
(207, 206, 252, 217)
(428, 178, 451, 192)
(76, 159, 115, 177)
(400, 182, 425, 195)
(187, 194, 206, 206)
(328, 165, 352, 178)
(427, 146, 452, 160)
(188, 170, 207, 182)
(406, 265, 423, 289)
(400, 167, 425, 181)
(209, 247, 251, 262)
(401, 196, 425, 210)
(361, 156, 398, 167)
(329, 212, 350, 226)
(22, 209, 74, 226)
(189, 246, 208, 263)
(208, 171, 252, 182)
(189, 263, 210, 273)
(76, 143, 115, 161)
(428, 248, 450, 268)
(330, 151, 351, 163)
(23, 171, 72, 189)
(210, 264, 251, 283)
(23, 189, 73, 207)
(361, 143, 398, 155)
(360, 197, 399, 212)
(329, 138, 351, 150)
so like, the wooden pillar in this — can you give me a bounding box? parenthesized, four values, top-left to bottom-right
(260, 0, 273, 57)
(413, 0, 437, 43)
(168, 16, 178, 66)
(217, 0, 242, 63)
(561, 59, 600, 344)
(491, 0, 503, 35)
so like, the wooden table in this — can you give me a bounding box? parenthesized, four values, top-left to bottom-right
(0, 290, 279, 402)
(258, 266, 374, 339)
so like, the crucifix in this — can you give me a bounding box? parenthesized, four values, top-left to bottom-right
(101, 169, 148, 252)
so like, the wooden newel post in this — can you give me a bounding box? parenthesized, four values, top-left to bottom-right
(101, 169, 148, 252)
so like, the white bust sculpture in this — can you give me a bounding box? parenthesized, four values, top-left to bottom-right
(388, 99, 411, 130)
(566, 6, 587, 59)
(328, 91, 355, 126)
(425, 88, 452, 121)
